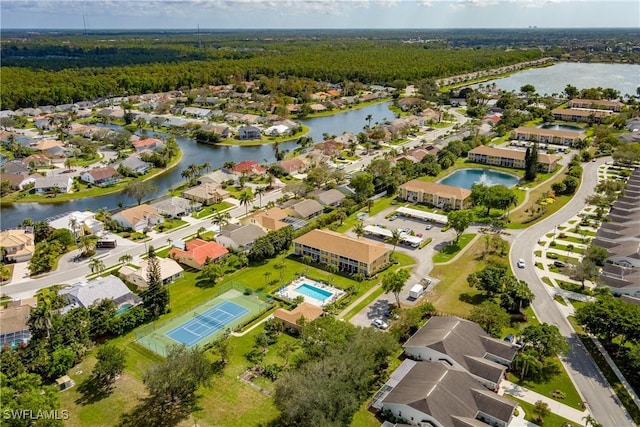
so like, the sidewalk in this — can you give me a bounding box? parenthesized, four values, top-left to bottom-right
(500, 380, 588, 426)
(337, 282, 382, 319)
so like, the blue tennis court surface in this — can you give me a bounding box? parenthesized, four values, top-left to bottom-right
(166, 300, 248, 347)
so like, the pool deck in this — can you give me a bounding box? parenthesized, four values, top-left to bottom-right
(274, 276, 345, 307)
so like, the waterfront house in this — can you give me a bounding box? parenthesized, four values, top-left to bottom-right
(182, 183, 230, 205)
(112, 204, 163, 232)
(132, 138, 165, 152)
(150, 196, 201, 218)
(278, 157, 308, 175)
(120, 155, 150, 174)
(231, 160, 266, 175)
(293, 229, 390, 276)
(33, 176, 72, 194)
(80, 166, 118, 186)
(398, 180, 471, 210)
(237, 125, 261, 140)
(168, 238, 228, 270)
(467, 145, 559, 173)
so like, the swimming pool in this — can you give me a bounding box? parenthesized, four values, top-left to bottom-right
(295, 283, 333, 302)
(115, 303, 133, 316)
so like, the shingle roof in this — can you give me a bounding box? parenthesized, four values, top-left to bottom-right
(218, 224, 266, 247)
(274, 303, 323, 325)
(399, 180, 472, 200)
(382, 361, 516, 427)
(60, 276, 135, 308)
(315, 189, 345, 206)
(115, 204, 161, 226)
(87, 166, 117, 181)
(289, 199, 324, 218)
(0, 305, 32, 335)
(295, 229, 389, 264)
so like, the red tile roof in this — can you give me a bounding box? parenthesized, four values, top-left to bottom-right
(232, 160, 266, 174)
(169, 238, 228, 265)
(132, 138, 163, 149)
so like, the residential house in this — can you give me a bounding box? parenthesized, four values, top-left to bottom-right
(398, 180, 471, 210)
(216, 224, 266, 250)
(59, 276, 141, 313)
(310, 188, 345, 207)
(278, 157, 308, 175)
(0, 230, 35, 263)
(283, 198, 324, 219)
(245, 207, 290, 232)
(32, 139, 64, 152)
(182, 183, 230, 206)
(468, 145, 559, 173)
(150, 196, 201, 218)
(568, 98, 624, 112)
(201, 124, 232, 138)
(197, 169, 238, 185)
(551, 108, 611, 123)
(22, 154, 52, 168)
(273, 303, 323, 333)
(132, 138, 165, 152)
(375, 359, 517, 427)
(0, 298, 38, 347)
(33, 176, 72, 194)
(512, 127, 585, 146)
(118, 257, 184, 288)
(403, 316, 518, 390)
(120, 155, 150, 174)
(232, 160, 266, 175)
(80, 166, 118, 186)
(168, 238, 229, 270)
(237, 125, 262, 140)
(1, 160, 29, 175)
(182, 107, 213, 119)
(265, 124, 290, 136)
(1, 173, 37, 191)
(112, 204, 164, 232)
(294, 229, 390, 276)
(50, 211, 104, 236)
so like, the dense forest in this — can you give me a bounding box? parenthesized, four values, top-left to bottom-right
(2, 28, 637, 110)
(0, 41, 542, 109)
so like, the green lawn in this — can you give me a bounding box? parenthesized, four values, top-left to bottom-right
(429, 238, 491, 316)
(508, 358, 583, 410)
(549, 242, 584, 255)
(154, 218, 187, 232)
(510, 397, 579, 427)
(432, 233, 476, 263)
(193, 201, 233, 219)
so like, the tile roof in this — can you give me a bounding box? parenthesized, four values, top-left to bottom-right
(295, 229, 389, 264)
(115, 204, 161, 225)
(399, 179, 472, 200)
(232, 160, 266, 174)
(169, 238, 228, 265)
(514, 126, 585, 139)
(274, 302, 323, 325)
(87, 166, 117, 181)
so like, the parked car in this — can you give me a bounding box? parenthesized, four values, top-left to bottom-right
(372, 319, 389, 330)
(517, 259, 526, 268)
(389, 215, 398, 221)
(554, 261, 566, 268)
(426, 224, 433, 230)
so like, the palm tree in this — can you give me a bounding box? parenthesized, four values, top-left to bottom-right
(387, 229, 402, 254)
(365, 114, 373, 129)
(263, 271, 272, 286)
(255, 187, 266, 207)
(353, 221, 365, 239)
(212, 209, 231, 228)
(89, 257, 105, 274)
(68, 217, 80, 241)
(202, 162, 211, 174)
(119, 254, 133, 265)
(78, 234, 99, 256)
(239, 191, 255, 217)
(583, 415, 603, 427)
(514, 350, 541, 379)
(533, 400, 550, 423)
(197, 227, 206, 238)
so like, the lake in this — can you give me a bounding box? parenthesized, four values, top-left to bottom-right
(0, 102, 395, 227)
(478, 62, 640, 96)
(439, 168, 520, 189)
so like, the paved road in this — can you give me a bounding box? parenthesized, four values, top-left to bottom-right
(511, 157, 633, 427)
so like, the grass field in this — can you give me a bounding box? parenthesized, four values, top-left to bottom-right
(510, 397, 579, 427)
(432, 233, 476, 263)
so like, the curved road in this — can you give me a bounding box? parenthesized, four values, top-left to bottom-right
(511, 157, 633, 427)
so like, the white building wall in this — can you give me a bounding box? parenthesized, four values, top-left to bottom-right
(382, 403, 443, 427)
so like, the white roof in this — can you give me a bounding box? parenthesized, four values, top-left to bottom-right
(396, 207, 448, 224)
(364, 225, 393, 238)
(410, 284, 424, 292)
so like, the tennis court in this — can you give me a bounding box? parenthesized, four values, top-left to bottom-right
(136, 288, 272, 356)
(167, 301, 248, 347)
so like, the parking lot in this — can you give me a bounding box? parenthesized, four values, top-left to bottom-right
(346, 205, 456, 329)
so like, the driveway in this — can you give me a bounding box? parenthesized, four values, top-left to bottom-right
(346, 205, 456, 328)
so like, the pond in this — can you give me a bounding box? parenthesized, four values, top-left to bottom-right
(1, 102, 395, 228)
(476, 62, 640, 96)
(439, 168, 520, 190)
(537, 123, 584, 132)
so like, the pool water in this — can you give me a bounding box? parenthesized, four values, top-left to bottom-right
(296, 283, 333, 302)
(115, 303, 133, 316)
(439, 168, 519, 190)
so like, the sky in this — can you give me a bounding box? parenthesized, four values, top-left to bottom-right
(1, 0, 638, 30)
